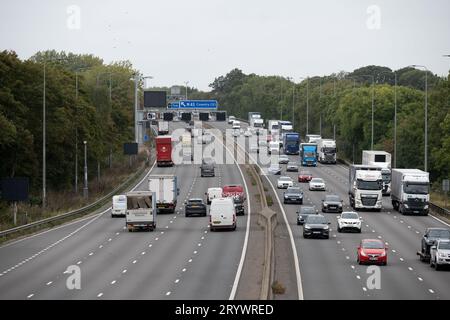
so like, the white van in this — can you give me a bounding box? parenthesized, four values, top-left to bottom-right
(268, 141, 280, 154)
(209, 198, 236, 231)
(206, 187, 223, 205)
(232, 120, 241, 130)
(112, 195, 127, 217)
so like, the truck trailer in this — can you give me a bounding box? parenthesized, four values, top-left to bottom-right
(362, 150, 392, 195)
(391, 169, 429, 215)
(157, 121, 169, 135)
(156, 136, 173, 167)
(148, 174, 179, 213)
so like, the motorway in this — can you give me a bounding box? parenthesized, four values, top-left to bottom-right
(0, 121, 250, 300)
(210, 121, 450, 300)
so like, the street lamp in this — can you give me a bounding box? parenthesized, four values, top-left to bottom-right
(184, 81, 189, 100)
(298, 77, 309, 135)
(376, 71, 398, 168)
(83, 140, 88, 198)
(408, 64, 429, 172)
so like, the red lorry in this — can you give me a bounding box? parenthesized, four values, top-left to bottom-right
(156, 136, 173, 167)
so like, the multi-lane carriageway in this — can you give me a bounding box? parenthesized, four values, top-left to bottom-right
(0, 120, 449, 300)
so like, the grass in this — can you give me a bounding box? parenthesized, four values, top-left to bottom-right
(266, 194, 274, 207)
(431, 192, 450, 210)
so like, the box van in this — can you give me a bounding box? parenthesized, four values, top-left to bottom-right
(206, 187, 223, 205)
(209, 198, 236, 231)
(112, 195, 127, 217)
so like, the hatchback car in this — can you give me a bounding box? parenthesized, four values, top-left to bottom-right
(298, 170, 313, 183)
(322, 194, 343, 213)
(357, 239, 388, 265)
(267, 164, 281, 175)
(277, 176, 294, 189)
(278, 155, 290, 164)
(297, 206, 318, 225)
(303, 214, 330, 239)
(283, 187, 303, 204)
(309, 178, 326, 191)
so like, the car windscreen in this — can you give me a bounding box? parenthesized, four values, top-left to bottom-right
(279, 177, 291, 181)
(341, 212, 358, 219)
(306, 216, 326, 224)
(287, 188, 301, 193)
(362, 241, 384, 249)
(189, 199, 203, 204)
(428, 229, 450, 238)
(311, 178, 323, 183)
(325, 195, 340, 202)
(300, 207, 315, 214)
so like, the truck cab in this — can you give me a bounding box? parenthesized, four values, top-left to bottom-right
(318, 139, 336, 164)
(300, 143, 318, 167)
(283, 132, 300, 155)
(349, 165, 383, 211)
(391, 169, 429, 215)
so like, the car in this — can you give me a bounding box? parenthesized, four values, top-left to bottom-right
(200, 158, 215, 177)
(286, 162, 299, 172)
(228, 116, 236, 124)
(337, 211, 362, 233)
(277, 176, 293, 189)
(267, 164, 281, 175)
(357, 239, 388, 265)
(185, 198, 207, 217)
(322, 194, 343, 213)
(249, 143, 259, 153)
(309, 178, 326, 191)
(298, 170, 313, 183)
(419, 227, 450, 262)
(430, 240, 450, 270)
(244, 130, 252, 137)
(233, 197, 245, 216)
(222, 184, 246, 203)
(112, 194, 127, 217)
(278, 154, 290, 164)
(232, 129, 240, 137)
(303, 214, 330, 239)
(283, 187, 303, 204)
(296, 206, 318, 225)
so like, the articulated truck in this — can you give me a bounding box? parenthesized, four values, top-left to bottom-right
(318, 139, 337, 164)
(348, 165, 383, 211)
(362, 150, 391, 195)
(391, 169, 429, 216)
(300, 143, 317, 166)
(283, 132, 300, 155)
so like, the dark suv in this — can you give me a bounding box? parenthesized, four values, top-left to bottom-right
(200, 158, 215, 177)
(185, 198, 207, 217)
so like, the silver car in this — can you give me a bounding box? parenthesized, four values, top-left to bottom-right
(309, 178, 326, 191)
(286, 161, 299, 172)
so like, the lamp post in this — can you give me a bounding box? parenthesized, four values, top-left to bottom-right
(408, 64, 429, 172)
(184, 81, 189, 100)
(83, 140, 88, 199)
(298, 77, 309, 135)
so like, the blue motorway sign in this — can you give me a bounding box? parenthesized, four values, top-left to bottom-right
(179, 100, 218, 109)
(167, 102, 179, 109)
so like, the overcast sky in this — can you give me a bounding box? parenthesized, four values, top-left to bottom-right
(1, 0, 449, 91)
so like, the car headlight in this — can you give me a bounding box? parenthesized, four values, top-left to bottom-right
(323, 204, 328, 207)
(424, 205, 429, 210)
(439, 253, 446, 258)
(323, 225, 329, 230)
(360, 250, 367, 257)
(304, 225, 311, 230)
(404, 204, 409, 208)
(380, 251, 386, 257)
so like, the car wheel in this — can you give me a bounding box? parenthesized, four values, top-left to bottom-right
(435, 259, 441, 271)
(430, 258, 434, 267)
(303, 233, 308, 239)
(358, 228, 361, 233)
(337, 226, 341, 233)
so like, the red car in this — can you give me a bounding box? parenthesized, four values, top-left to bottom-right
(357, 239, 388, 265)
(298, 171, 313, 183)
(222, 184, 246, 202)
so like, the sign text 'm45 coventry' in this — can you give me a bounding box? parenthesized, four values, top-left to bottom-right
(177, 100, 218, 109)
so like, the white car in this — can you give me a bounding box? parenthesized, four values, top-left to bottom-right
(430, 239, 450, 270)
(309, 178, 326, 191)
(337, 211, 362, 233)
(244, 130, 252, 137)
(277, 176, 294, 189)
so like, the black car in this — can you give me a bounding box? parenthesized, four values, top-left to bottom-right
(185, 198, 207, 217)
(200, 158, 215, 177)
(297, 206, 318, 225)
(283, 187, 303, 204)
(234, 198, 245, 216)
(303, 214, 330, 239)
(321, 194, 343, 213)
(419, 227, 450, 261)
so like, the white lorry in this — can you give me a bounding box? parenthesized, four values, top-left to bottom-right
(268, 120, 279, 134)
(306, 134, 322, 144)
(318, 139, 337, 164)
(112, 194, 127, 217)
(348, 165, 383, 211)
(391, 169, 429, 215)
(362, 150, 392, 196)
(158, 121, 169, 135)
(148, 174, 179, 213)
(125, 191, 156, 232)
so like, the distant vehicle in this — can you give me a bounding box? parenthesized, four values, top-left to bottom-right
(156, 136, 173, 167)
(232, 120, 241, 130)
(233, 197, 245, 216)
(391, 168, 429, 215)
(248, 112, 262, 123)
(112, 195, 127, 217)
(357, 239, 388, 265)
(300, 143, 318, 166)
(205, 187, 223, 205)
(209, 198, 236, 231)
(125, 191, 156, 232)
(297, 206, 318, 225)
(268, 120, 279, 135)
(200, 158, 215, 177)
(318, 139, 337, 164)
(148, 175, 179, 213)
(249, 143, 259, 153)
(321, 194, 343, 213)
(286, 162, 299, 172)
(283, 187, 303, 204)
(418, 227, 450, 262)
(430, 240, 450, 270)
(277, 176, 294, 189)
(348, 165, 383, 211)
(228, 116, 236, 124)
(298, 170, 313, 183)
(233, 129, 240, 137)
(250, 118, 264, 129)
(185, 198, 207, 217)
(222, 184, 246, 203)
(337, 211, 362, 233)
(309, 178, 326, 191)
(362, 150, 392, 195)
(283, 132, 300, 155)
(306, 134, 322, 144)
(303, 214, 330, 239)
(278, 120, 293, 133)
(268, 141, 280, 154)
(278, 154, 289, 164)
(157, 121, 169, 135)
(201, 132, 212, 144)
(244, 129, 252, 137)
(268, 164, 281, 175)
